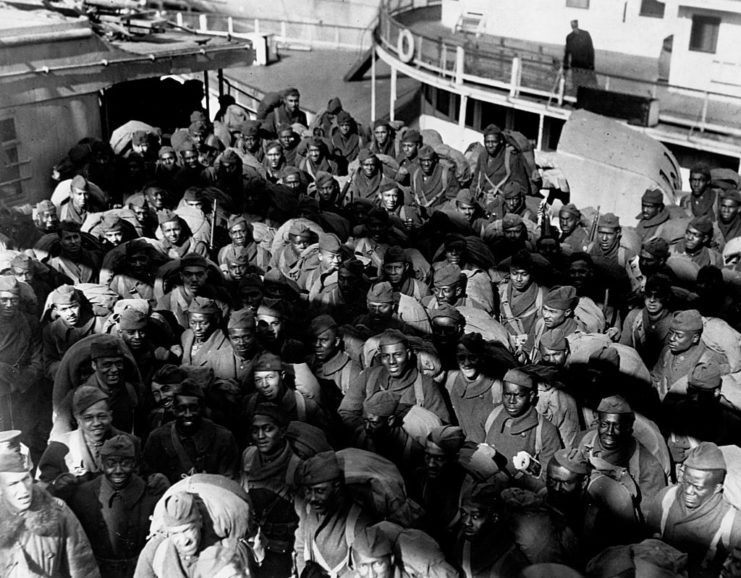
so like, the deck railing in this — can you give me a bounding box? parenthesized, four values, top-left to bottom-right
(377, 0, 741, 138)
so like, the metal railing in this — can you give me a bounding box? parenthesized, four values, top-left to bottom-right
(172, 11, 374, 51)
(377, 0, 741, 138)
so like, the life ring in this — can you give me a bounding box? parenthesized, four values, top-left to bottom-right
(397, 28, 415, 64)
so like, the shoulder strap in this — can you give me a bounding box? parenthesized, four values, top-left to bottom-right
(295, 390, 307, 422)
(659, 486, 679, 535)
(152, 538, 169, 577)
(618, 246, 626, 267)
(344, 503, 361, 548)
(484, 405, 504, 436)
(413, 371, 425, 406)
(535, 413, 544, 457)
(441, 165, 449, 191)
(703, 506, 736, 568)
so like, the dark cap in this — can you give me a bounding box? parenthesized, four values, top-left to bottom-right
(73, 386, 109, 415)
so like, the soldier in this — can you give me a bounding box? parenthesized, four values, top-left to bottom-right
(647, 442, 741, 578)
(472, 124, 529, 202)
(498, 249, 545, 349)
(670, 216, 723, 267)
(339, 329, 450, 432)
(718, 189, 741, 243)
(652, 309, 726, 400)
(681, 163, 717, 220)
(69, 435, 166, 578)
(410, 145, 459, 211)
(48, 221, 100, 284)
(0, 451, 100, 578)
(240, 403, 302, 578)
(294, 451, 373, 578)
(528, 285, 584, 359)
(587, 213, 636, 269)
(480, 368, 562, 490)
(635, 188, 672, 243)
(142, 379, 239, 483)
(309, 314, 361, 407)
(558, 203, 589, 253)
(180, 297, 232, 378)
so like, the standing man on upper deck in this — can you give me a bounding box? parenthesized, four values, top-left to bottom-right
(563, 20, 596, 88)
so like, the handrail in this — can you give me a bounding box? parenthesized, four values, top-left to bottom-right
(377, 0, 741, 137)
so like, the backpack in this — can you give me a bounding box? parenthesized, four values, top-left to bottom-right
(434, 143, 472, 187)
(336, 448, 424, 527)
(501, 129, 541, 195)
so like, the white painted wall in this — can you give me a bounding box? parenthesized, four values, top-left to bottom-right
(442, 0, 676, 59)
(668, 7, 741, 97)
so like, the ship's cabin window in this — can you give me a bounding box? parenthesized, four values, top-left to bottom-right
(0, 118, 22, 199)
(639, 0, 665, 18)
(689, 15, 720, 54)
(565, 0, 589, 8)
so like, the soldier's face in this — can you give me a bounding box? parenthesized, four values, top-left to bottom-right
(285, 95, 300, 112)
(383, 262, 406, 285)
(689, 172, 709, 196)
(313, 328, 339, 362)
(0, 471, 33, 513)
(56, 301, 81, 326)
(510, 267, 532, 291)
(40, 209, 59, 231)
(460, 502, 490, 539)
(254, 370, 283, 401)
(503, 382, 534, 417)
(77, 401, 113, 444)
(543, 305, 568, 329)
(668, 328, 700, 354)
(189, 312, 214, 341)
(60, 230, 82, 255)
(257, 314, 283, 344)
(681, 467, 721, 510)
(104, 230, 124, 246)
(720, 199, 740, 224)
(304, 480, 339, 516)
(456, 202, 476, 223)
(380, 342, 410, 377)
(456, 343, 480, 380)
(559, 212, 578, 236)
(423, 442, 449, 479)
(102, 455, 135, 490)
(173, 394, 202, 432)
(168, 522, 202, 558)
(401, 141, 418, 160)
(597, 412, 632, 450)
(251, 415, 285, 456)
(353, 552, 393, 578)
(229, 326, 257, 357)
(484, 133, 502, 155)
(162, 222, 182, 244)
(684, 226, 706, 252)
(361, 159, 378, 178)
(540, 346, 568, 368)
(93, 356, 125, 387)
(597, 227, 619, 252)
(641, 202, 661, 221)
(381, 189, 400, 211)
(308, 145, 322, 163)
(151, 381, 175, 409)
(374, 126, 389, 145)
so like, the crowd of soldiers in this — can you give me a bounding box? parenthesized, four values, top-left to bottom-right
(2, 80, 741, 578)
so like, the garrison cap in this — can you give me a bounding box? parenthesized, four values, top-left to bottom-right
(100, 434, 136, 458)
(157, 209, 179, 225)
(483, 124, 502, 136)
(180, 254, 209, 270)
(297, 450, 343, 485)
(684, 441, 726, 472)
(288, 221, 311, 237)
(227, 214, 249, 230)
(376, 329, 408, 348)
(642, 237, 670, 259)
(429, 304, 465, 325)
(455, 188, 477, 206)
(162, 492, 202, 527)
(189, 120, 208, 134)
(309, 314, 338, 336)
(187, 297, 219, 316)
(544, 286, 578, 310)
(372, 119, 391, 130)
(70, 174, 89, 191)
(379, 181, 399, 195)
(265, 140, 283, 154)
(100, 215, 123, 233)
(689, 215, 713, 236)
(73, 386, 109, 415)
(190, 111, 208, 124)
(358, 148, 376, 163)
(315, 171, 335, 188)
(363, 390, 399, 418)
(418, 145, 437, 160)
(503, 367, 535, 389)
(641, 188, 664, 205)
(318, 233, 342, 253)
(352, 526, 393, 559)
(36, 200, 57, 213)
(427, 425, 465, 455)
(688, 360, 723, 391)
(433, 263, 462, 288)
(91, 341, 123, 360)
(257, 300, 286, 319)
(551, 448, 590, 476)
(228, 308, 256, 330)
(118, 308, 148, 330)
(224, 246, 250, 266)
(158, 146, 176, 158)
(670, 309, 703, 332)
(559, 203, 581, 218)
(510, 249, 534, 271)
(174, 378, 204, 399)
(540, 331, 569, 351)
(253, 402, 289, 427)
(253, 352, 283, 372)
(502, 213, 524, 230)
(335, 111, 352, 125)
(503, 181, 525, 199)
(0, 275, 19, 294)
(597, 395, 633, 415)
(459, 332, 484, 355)
(720, 189, 741, 204)
(183, 188, 203, 203)
(239, 121, 260, 137)
(50, 285, 80, 305)
(284, 87, 300, 97)
(401, 129, 422, 144)
(383, 245, 407, 265)
(597, 213, 620, 229)
(367, 282, 396, 304)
